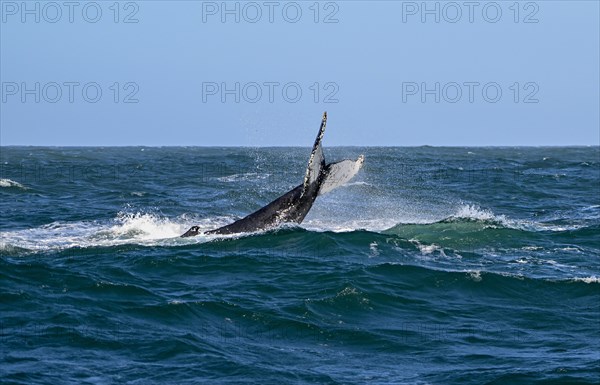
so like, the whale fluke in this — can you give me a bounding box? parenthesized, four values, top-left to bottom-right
(181, 112, 363, 237)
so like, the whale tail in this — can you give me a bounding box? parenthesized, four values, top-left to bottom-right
(180, 112, 364, 237)
(302, 111, 364, 197)
(301, 112, 328, 197)
(318, 155, 365, 195)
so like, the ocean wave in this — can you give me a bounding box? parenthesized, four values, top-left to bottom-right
(0, 178, 28, 190)
(379, 204, 600, 258)
(104, 212, 186, 240)
(449, 204, 547, 232)
(369, 263, 600, 290)
(1, 208, 362, 254)
(429, 204, 588, 233)
(409, 239, 449, 258)
(0, 211, 233, 253)
(452, 204, 498, 222)
(571, 276, 600, 284)
(1, 202, 597, 260)
(301, 218, 397, 233)
(0, 242, 31, 255)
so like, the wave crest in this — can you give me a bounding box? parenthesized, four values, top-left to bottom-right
(0, 211, 212, 253)
(452, 204, 498, 222)
(0, 178, 28, 190)
(106, 212, 185, 240)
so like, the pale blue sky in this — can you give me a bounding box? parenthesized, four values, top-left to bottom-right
(1, 1, 599, 146)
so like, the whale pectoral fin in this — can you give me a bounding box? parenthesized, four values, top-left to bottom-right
(302, 112, 327, 197)
(318, 155, 365, 196)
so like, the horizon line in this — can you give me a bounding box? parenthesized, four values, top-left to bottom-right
(1, 144, 599, 149)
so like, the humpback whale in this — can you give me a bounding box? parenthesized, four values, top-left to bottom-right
(181, 112, 364, 237)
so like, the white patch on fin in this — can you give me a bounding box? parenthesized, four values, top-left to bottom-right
(318, 155, 365, 195)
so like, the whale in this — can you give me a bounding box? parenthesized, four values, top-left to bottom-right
(181, 112, 364, 237)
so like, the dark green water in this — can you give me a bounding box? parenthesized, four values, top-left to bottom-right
(1, 146, 599, 384)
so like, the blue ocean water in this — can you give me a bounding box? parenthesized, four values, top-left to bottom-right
(1, 146, 599, 384)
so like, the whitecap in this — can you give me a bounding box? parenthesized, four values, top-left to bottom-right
(369, 241, 379, 258)
(0, 178, 28, 189)
(571, 276, 600, 284)
(0, 211, 235, 253)
(467, 270, 482, 282)
(452, 204, 498, 222)
(522, 246, 542, 251)
(301, 218, 390, 233)
(452, 204, 585, 233)
(409, 239, 447, 257)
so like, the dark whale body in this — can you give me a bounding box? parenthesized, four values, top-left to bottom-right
(205, 183, 311, 235)
(181, 112, 364, 237)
